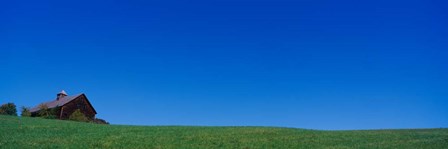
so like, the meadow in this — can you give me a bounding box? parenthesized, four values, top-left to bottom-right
(1, 115, 447, 148)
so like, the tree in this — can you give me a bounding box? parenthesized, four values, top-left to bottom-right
(21, 106, 31, 117)
(0, 103, 17, 116)
(38, 104, 49, 117)
(37, 104, 57, 119)
(69, 109, 89, 122)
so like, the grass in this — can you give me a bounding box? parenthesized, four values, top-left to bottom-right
(1, 115, 447, 148)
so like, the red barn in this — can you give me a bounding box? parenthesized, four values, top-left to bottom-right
(30, 90, 97, 120)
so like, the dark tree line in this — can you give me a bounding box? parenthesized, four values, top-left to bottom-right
(0, 102, 109, 124)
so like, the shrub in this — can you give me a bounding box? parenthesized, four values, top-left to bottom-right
(21, 106, 31, 117)
(50, 107, 60, 118)
(69, 109, 89, 122)
(92, 118, 109, 124)
(0, 103, 17, 116)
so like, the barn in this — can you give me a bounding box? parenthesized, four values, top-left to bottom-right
(30, 90, 97, 120)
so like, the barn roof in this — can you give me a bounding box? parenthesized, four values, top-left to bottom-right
(30, 93, 83, 113)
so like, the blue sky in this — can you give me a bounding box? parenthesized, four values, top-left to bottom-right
(1, 0, 447, 130)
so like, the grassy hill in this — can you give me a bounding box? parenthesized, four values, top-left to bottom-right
(1, 115, 447, 148)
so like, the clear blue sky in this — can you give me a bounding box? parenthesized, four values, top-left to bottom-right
(1, 0, 447, 130)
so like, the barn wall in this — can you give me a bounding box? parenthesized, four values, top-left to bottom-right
(60, 95, 96, 120)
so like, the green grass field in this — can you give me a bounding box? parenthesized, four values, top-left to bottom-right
(1, 115, 447, 148)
